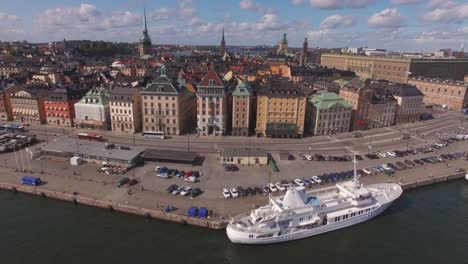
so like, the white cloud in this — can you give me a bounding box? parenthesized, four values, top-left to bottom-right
(423, 1, 468, 23)
(0, 12, 21, 22)
(239, 0, 265, 13)
(290, 0, 305, 5)
(320, 15, 354, 29)
(368, 8, 405, 29)
(240, 0, 254, 9)
(309, 0, 375, 9)
(391, 0, 420, 4)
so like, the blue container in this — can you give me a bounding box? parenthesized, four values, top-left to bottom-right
(199, 207, 208, 218)
(187, 206, 198, 217)
(21, 176, 42, 186)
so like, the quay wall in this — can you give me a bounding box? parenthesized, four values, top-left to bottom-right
(0, 172, 466, 230)
(0, 182, 228, 230)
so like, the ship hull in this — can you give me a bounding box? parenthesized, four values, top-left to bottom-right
(227, 183, 402, 244)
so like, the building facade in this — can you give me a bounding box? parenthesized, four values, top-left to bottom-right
(109, 87, 142, 133)
(375, 82, 424, 125)
(44, 87, 84, 127)
(408, 77, 468, 111)
(9, 88, 47, 125)
(339, 78, 396, 130)
(231, 79, 252, 136)
(256, 78, 307, 137)
(308, 92, 352, 136)
(141, 66, 196, 135)
(74, 88, 111, 130)
(196, 67, 229, 136)
(321, 54, 468, 83)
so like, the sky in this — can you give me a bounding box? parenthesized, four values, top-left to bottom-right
(0, 0, 467, 51)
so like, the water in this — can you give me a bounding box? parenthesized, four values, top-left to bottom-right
(2, 181, 468, 264)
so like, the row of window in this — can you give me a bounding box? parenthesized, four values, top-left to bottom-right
(144, 102, 176, 108)
(334, 207, 376, 222)
(144, 118, 177, 124)
(144, 126, 177, 134)
(112, 116, 133, 122)
(111, 108, 132, 115)
(144, 95, 176, 100)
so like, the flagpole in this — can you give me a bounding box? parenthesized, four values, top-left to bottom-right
(26, 148, 31, 172)
(19, 147, 25, 171)
(13, 146, 19, 170)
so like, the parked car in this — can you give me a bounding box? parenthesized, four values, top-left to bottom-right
(455, 168, 466, 173)
(275, 182, 286, 191)
(176, 171, 185, 177)
(229, 188, 239, 198)
(379, 152, 388, 158)
(294, 178, 305, 186)
(404, 160, 415, 167)
(180, 187, 192, 196)
(363, 168, 372, 175)
(268, 183, 278, 192)
(395, 161, 407, 170)
(167, 184, 178, 193)
(311, 175, 322, 184)
(157, 172, 169, 179)
(365, 154, 380, 160)
(237, 186, 247, 197)
(302, 178, 313, 187)
(413, 159, 424, 165)
(193, 171, 201, 178)
(117, 176, 129, 187)
(184, 176, 199, 183)
(222, 188, 231, 198)
(253, 186, 263, 195)
(191, 188, 202, 197)
(172, 187, 184, 195)
(184, 170, 193, 177)
(355, 155, 363, 160)
(387, 151, 397, 157)
(262, 185, 271, 193)
(381, 164, 392, 171)
(127, 179, 138, 186)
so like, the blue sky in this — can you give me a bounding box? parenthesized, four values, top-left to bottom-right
(1, 0, 467, 51)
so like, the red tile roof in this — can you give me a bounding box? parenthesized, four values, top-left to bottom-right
(199, 68, 224, 87)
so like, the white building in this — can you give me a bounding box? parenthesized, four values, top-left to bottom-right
(74, 87, 111, 130)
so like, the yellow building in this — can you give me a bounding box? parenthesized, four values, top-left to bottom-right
(255, 78, 307, 138)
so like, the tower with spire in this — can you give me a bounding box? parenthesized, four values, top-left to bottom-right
(301, 37, 308, 66)
(220, 28, 226, 55)
(138, 7, 152, 58)
(276, 33, 289, 56)
(459, 40, 465, 59)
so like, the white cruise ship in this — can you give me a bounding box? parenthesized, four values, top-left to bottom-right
(226, 157, 403, 244)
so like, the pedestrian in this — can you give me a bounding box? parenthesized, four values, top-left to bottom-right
(141, 186, 144, 191)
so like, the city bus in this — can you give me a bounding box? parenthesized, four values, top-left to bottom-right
(142, 131, 165, 139)
(77, 133, 103, 142)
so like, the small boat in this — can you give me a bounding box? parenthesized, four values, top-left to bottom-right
(465, 172, 468, 181)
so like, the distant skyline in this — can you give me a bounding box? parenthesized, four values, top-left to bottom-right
(1, 0, 467, 51)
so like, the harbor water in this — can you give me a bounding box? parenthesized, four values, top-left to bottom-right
(2, 180, 468, 264)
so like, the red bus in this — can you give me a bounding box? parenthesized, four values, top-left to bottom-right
(77, 133, 103, 142)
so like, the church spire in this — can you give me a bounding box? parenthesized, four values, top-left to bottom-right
(220, 27, 226, 55)
(143, 7, 148, 33)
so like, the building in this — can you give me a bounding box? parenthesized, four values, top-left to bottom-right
(138, 8, 152, 57)
(255, 78, 307, 137)
(288, 66, 356, 84)
(42, 136, 146, 166)
(276, 33, 288, 56)
(109, 87, 142, 133)
(374, 82, 424, 125)
(408, 77, 468, 111)
(231, 79, 253, 136)
(196, 67, 229, 136)
(9, 86, 48, 125)
(220, 147, 268, 166)
(321, 54, 468, 83)
(141, 65, 196, 135)
(74, 87, 111, 130)
(44, 87, 84, 127)
(339, 78, 396, 130)
(308, 92, 352, 136)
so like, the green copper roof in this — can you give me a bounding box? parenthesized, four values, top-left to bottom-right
(310, 92, 352, 110)
(77, 87, 110, 106)
(232, 79, 251, 96)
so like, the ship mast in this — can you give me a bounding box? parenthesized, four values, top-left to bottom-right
(353, 155, 360, 187)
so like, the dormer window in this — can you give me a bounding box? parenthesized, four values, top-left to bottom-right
(208, 79, 214, 85)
